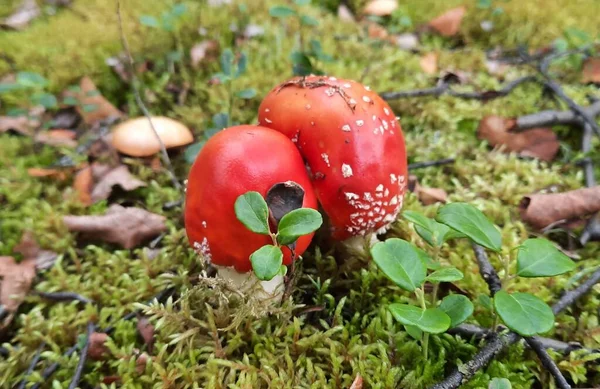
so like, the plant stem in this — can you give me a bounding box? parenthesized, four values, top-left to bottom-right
(418, 288, 429, 360)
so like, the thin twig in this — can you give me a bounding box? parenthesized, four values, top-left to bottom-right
(282, 248, 297, 302)
(35, 291, 93, 305)
(430, 268, 600, 389)
(116, 1, 182, 191)
(525, 337, 572, 389)
(30, 344, 79, 389)
(408, 158, 455, 170)
(67, 322, 95, 389)
(579, 122, 599, 245)
(514, 101, 600, 130)
(16, 342, 46, 389)
(472, 244, 502, 296)
(381, 76, 537, 101)
(450, 324, 598, 355)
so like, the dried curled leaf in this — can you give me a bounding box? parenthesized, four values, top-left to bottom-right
(408, 176, 448, 205)
(13, 231, 58, 271)
(136, 316, 155, 352)
(63, 204, 167, 249)
(427, 6, 466, 37)
(0, 256, 36, 317)
(74, 163, 146, 206)
(520, 186, 600, 230)
(477, 115, 559, 162)
(35, 129, 77, 147)
(88, 332, 110, 361)
(349, 374, 363, 389)
(66, 77, 124, 125)
(419, 52, 439, 75)
(0, 116, 36, 136)
(582, 57, 600, 84)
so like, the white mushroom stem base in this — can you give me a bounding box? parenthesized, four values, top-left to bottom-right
(215, 265, 284, 303)
(342, 233, 381, 257)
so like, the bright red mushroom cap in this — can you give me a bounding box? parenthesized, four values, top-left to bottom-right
(184, 125, 318, 272)
(257, 76, 408, 240)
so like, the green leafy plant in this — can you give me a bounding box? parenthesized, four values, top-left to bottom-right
(213, 49, 256, 117)
(0, 71, 57, 113)
(234, 191, 322, 281)
(372, 202, 576, 357)
(269, 0, 333, 75)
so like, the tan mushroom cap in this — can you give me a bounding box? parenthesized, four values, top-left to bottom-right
(111, 116, 193, 157)
(364, 0, 398, 16)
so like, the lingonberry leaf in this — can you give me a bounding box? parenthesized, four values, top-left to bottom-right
(488, 378, 512, 389)
(516, 238, 576, 277)
(277, 208, 322, 245)
(234, 192, 270, 235)
(250, 245, 284, 281)
(389, 304, 451, 334)
(269, 5, 296, 18)
(426, 267, 464, 283)
(371, 238, 426, 292)
(436, 203, 502, 252)
(439, 294, 474, 327)
(493, 291, 554, 336)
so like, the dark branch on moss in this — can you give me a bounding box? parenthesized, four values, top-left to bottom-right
(67, 322, 95, 389)
(16, 342, 46, 389)
(381, 76, 538, 101)
(471, 244, 502, 296)
(450, 324, 599, 355)
(552, 266, 600, 315)
(35, 291, 93, 305)
(514, 100, 600, 130)
(525, 336, 572, 389)
(408, 158, 455, 170)
(30, 344, 79, 389)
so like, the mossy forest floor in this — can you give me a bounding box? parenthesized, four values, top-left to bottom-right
(1, 0, 600, 388)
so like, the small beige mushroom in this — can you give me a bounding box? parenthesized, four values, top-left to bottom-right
(364, 0, 398, 16)
(111, 116, 193, 157)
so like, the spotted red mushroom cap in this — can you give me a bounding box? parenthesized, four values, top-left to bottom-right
(257, 76, 408, 240)
(184, 125, 319, 272)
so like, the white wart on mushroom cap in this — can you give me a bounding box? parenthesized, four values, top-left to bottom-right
(111, 116, 193, 157)
(258, 76, 408, 240)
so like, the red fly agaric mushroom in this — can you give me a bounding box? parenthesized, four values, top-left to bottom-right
(184, 125, 318, 298)
(258, 75, 408, 241)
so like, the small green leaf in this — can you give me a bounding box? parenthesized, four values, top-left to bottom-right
(290, 51, 313, 76)
(478, 294, 492, 310)
(403, 210, 464, 247)
(279, 265, 288, 276)
(167, 51, 182, 62)
(16, 72, 48, 88)
(294, 0, 310, 5)
(234, 192, 270, 235)
(139, 15, 160, 28)
(33, 93, 58, 109)
(516, 239, 576, 278)
(415, 247, 441, 270)
(426, 267, 464, 283)
(489, 378, 512, 389)
(494, 291, 554, 336)
(62, 96, 78, 106)
(184, 142, 205, 164)
(439, 295, 474, 328)
(171, 3, 187, 16)
(220, 49, 235, 76)
(436, 203, 502, 252)
(277, 208, 322, 245)
(236, 88, 257, 99)
(82, 104, 98, 113)
(250, 245, 284, 281)
(371, 239, 426, 292)
(404, 325, 422, 340)
(477, 0, 492, 9)
(236, 52, 248, 77)
(212, 113, 229, 130)
(0, 83, 22, 94)
(269, 5, 296, 17)
(389, 304, 451, 334)
(300, 15, 319, 26)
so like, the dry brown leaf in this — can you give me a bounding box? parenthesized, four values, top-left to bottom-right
(34, 129, 77, 147)
(1, 0, 40, 30)
(520, 186, 600, 230)
(419, 52, 438, 75)
(27, 167, 70, 180)
(13, 231, 58, 271)
(364, 0, 398, 16)
(66, 77, 124, 125)
(136, 316, 155, 352)
(408, 176, 448, 205)
(90, 164, 146, 203)
(88, 332, 110, 361)
(190, 40, 219, 69)
(0, 256, 36, 318)
(63, 204, 167, 249)
(73, 165, 94, 206)
(428, 6, 466, 37)
(477, 115, 559, 162)
(349, 374, 363, 389)
(136, 352, 152, 374)
(0, 116, 35, 136)
(582, 57, 600, 84)
(337, 4, 355, 22)
(366, 22, 389, 40)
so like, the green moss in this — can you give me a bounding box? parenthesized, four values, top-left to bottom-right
(1, 0, 600, 388)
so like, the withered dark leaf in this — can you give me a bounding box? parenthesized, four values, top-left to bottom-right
(136, 316, 155, 352)
(582, 57, 600, 85)
(63, 205, 167, 249)
(349, 374, 363, 389)
(520, 186, 600, 230)
(90, 163, 146, 203)
(13, 231, 58, 271)
(0, 256, 36, 315)
(35, 129, 78, 148)
(88, 332, 110, 361)
(65, 77, 124, 125)
(427, 6, 466, 37)
(0, 116, 35, 136)
(477, 115, 559, 162)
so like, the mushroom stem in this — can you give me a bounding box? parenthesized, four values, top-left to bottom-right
(214, 265, 284, 302)
(341, 233, 381, 257)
